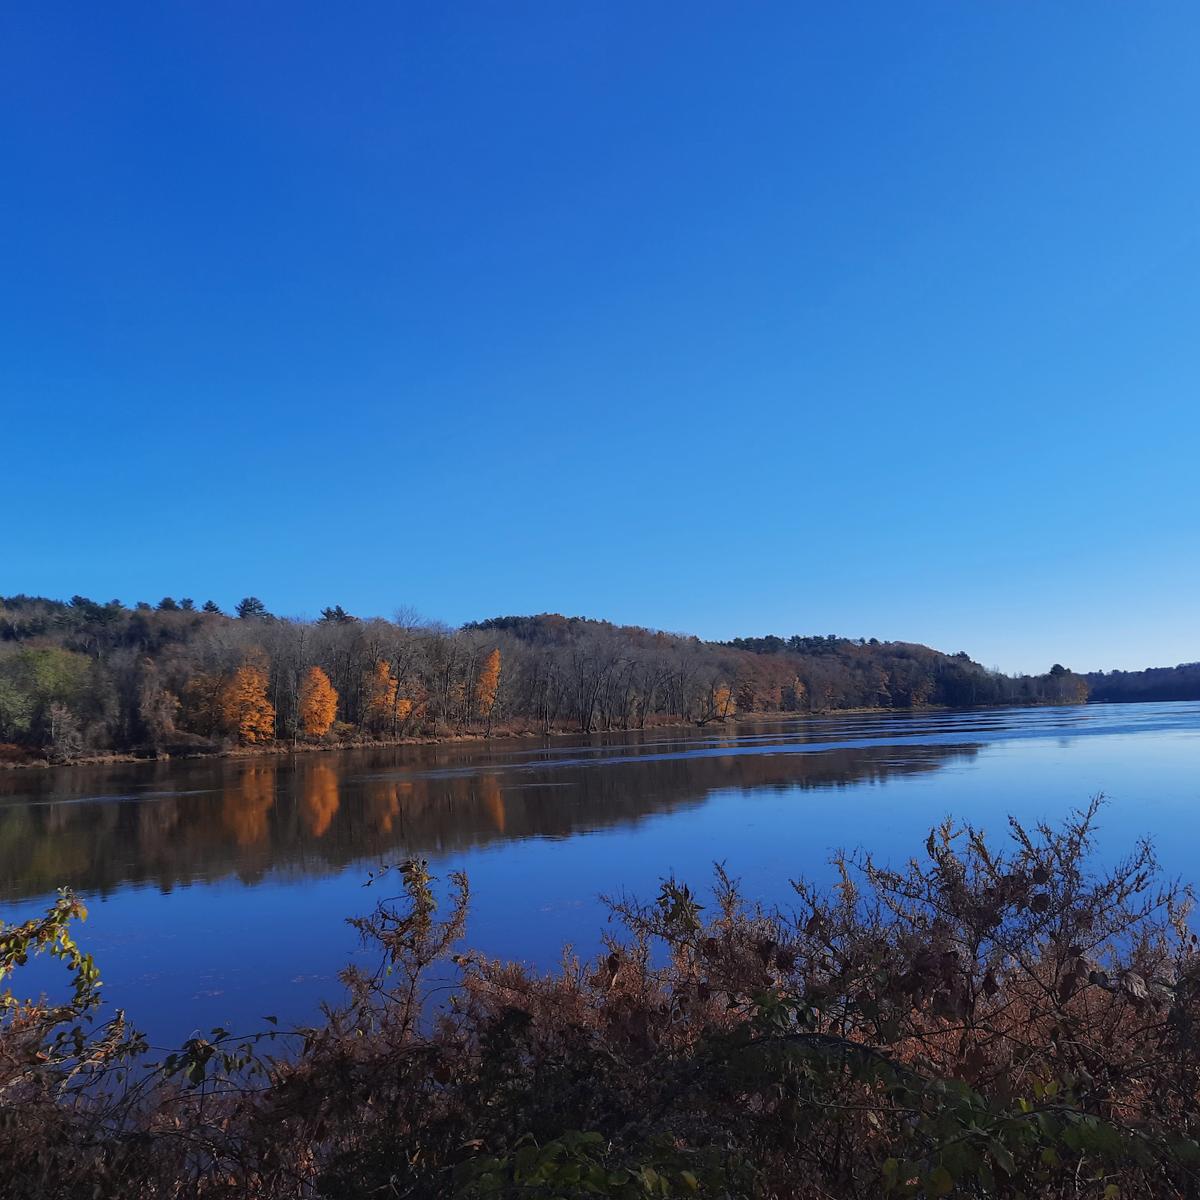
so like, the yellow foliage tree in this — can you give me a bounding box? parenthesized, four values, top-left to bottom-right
(364, 660, 397, 730)
(299, 666, 338, 737)
(474, 649, 501, 721)
(220, 664, 276, 743)
(713, 683, 736, 720)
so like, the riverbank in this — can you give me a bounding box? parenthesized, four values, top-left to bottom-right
(0, 706, 954, 772)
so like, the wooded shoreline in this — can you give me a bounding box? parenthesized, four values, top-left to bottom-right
(7, 699, 1122, 773)
(6, 594, 1183, 772)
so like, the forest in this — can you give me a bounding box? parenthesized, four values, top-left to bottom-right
(1085, 662, 1200, 704)
(0, 593, 1093, 764)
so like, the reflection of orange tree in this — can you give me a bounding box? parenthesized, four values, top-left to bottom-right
(477, 775, 505, 833)
(301, 763, 340, 838)
(363, 780, 420, 835)
(363, 781, 398, 834)
(0, 741, 985, 902)
(221, 766, 276, 845)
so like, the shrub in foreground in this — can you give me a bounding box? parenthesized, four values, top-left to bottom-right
(3, 798, 1200, 1197)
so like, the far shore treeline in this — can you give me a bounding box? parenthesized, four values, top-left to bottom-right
(0, 593, 1192, 765)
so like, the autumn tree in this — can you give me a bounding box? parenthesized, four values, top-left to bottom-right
(299, 666, 338, 738)
(474, 648, 501, 729)
(363, 660, 397, 732)
(220, 663, 275, 743)
(180, 672, 224, 736)
(697, 680, 736, 724)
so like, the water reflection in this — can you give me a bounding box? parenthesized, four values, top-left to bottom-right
(301, 764, 340, 839)
(0, 735, 979, 903)
(5, 701, 1197, 908)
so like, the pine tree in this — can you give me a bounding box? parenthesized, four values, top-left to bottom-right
(299, 666, 338, 737)
(236, 597, 268, 620)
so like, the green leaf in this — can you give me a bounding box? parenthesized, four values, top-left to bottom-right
(926, 1165, 953, 1196)
(989, 1139, 1016, 1176)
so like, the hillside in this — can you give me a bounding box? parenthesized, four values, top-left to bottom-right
(1, 594, 1089, 764)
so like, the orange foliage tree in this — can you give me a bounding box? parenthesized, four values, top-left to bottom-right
(473, 649, 501, 723)
(220, 664, 275, 743)
(364, 660, 397, 731)
(299, 666, 338, 737)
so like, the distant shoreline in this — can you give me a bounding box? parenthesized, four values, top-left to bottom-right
(0, 699, 1119, 773)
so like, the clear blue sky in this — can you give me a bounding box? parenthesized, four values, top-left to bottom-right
(3, 4, 1197, 675)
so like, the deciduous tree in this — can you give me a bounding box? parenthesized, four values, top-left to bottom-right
(364, 660, 397, 732)
(220, 664, 275, 743)
(299, 667, 338, 738)
(474, 649, 501, 725)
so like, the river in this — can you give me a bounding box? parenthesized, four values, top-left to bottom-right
(2, 701, 1198, 1047)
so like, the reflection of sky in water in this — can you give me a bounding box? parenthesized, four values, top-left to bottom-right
(2, 702, 1198, 1049)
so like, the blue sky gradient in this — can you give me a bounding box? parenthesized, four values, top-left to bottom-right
(3, 4, 1197, 673)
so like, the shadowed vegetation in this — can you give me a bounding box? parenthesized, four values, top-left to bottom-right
(4, 800, 1200, 1196)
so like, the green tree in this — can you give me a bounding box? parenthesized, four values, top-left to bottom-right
(236, 597, 268, 620)
(0, 647, 92, 748)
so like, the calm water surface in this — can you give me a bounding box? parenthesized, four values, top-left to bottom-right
(2, 702, 1198, 1047)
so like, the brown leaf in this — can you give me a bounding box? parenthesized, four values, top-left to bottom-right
(1121, 971, 1148, 1002)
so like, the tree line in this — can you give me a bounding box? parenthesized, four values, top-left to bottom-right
(0, 593, 1091, 763)
(1085, 661, 1200, 704)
